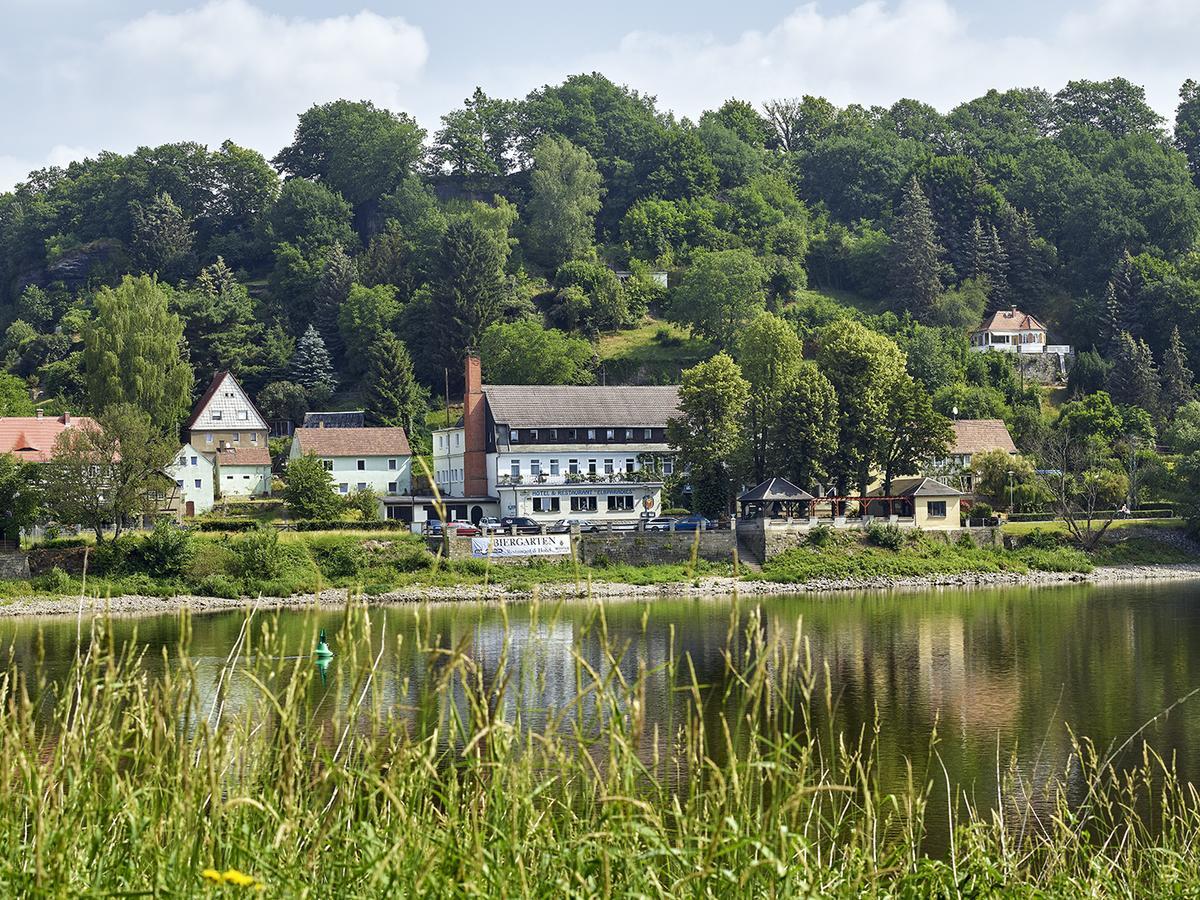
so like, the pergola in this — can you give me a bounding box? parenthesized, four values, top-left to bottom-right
(738, 478, 815, 519)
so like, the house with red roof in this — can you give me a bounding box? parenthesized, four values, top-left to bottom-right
(0, 411, 97, 463)
(970, 308, 1052, 353)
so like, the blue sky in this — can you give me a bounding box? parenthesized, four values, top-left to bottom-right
(2, 0, 1197, 189)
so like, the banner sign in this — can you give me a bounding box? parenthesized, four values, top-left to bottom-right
(471, 534, 573, 558)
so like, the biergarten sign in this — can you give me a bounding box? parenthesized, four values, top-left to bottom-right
(471, 534, 573, 558)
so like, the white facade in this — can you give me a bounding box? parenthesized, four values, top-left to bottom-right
(288, 441, 412, 498)
(217, 462, 272, 497)
(166, 443, 214, 515)
(431, 426, 466, 497)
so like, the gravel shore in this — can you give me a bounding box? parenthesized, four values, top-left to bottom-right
(2, 563, 1200, 619)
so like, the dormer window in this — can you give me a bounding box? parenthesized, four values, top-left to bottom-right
(237, 410, 248, 421)
(212, 411, 222, 421)
(606, 429, 615, 440)
(511, 429, 520, 442)
(529, 429, 538, 442)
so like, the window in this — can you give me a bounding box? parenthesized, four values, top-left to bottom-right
(251, 433, 258, 444)
(531, 459, 541, 476)
(242, 475, 250, 480)
(644, 428, 652, 440)
(212, 411, 222, 421)
(454, 433, 461, 447)
(357, 482, 367, 491)
(529, 429, 539, 441)
(549, 429, 558, 440)
(625, 458, 635, 473)
(510, 460, 520, 477)
(511, 429, 520, 442)
(927, 501, 947, 518)
(339, 483, 349, 494)
(356, 459, 365, 471)
(550, 459, 560, 476)
(568, 459, 579, 475)
(570, 496, 598, 512)
(388, 459, 397, 470)
(533, 497, 560, 513)
(233, 433, 241, 443)
(624, 429, 633, 439)
(663, 458, 674, 476)
(237, 410, 248, 421)
(606, 428, 615, 440)
(567, 429, 577, 440)
(206, 434, 213, 445)
(604, 459, 614, 475)
(177, 456, 186, 467)
(586, 429, 596, 440)
(190, 456, 198, 466)
(607, 495, 634, 511)
(387, 482, 397, 494)
(194, 479, 202, 489)
(225, 475, 233, 480)
(321, 459, 333, 472)
(176, 479, 184, 488)
(588, 459, 597, 475)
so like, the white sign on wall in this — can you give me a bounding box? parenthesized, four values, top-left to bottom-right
(471, 534, 573, 558)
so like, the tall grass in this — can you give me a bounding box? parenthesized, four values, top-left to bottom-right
(0, 596, 1197, 895)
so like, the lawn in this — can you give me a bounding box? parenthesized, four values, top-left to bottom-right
(1001, 517, 1184, 536)
(597, 316, 711, 384)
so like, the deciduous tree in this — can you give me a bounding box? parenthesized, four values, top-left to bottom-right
(669, 249, 765, 349)
(526, 136, 603, 270)
(480, 319, 595, 385)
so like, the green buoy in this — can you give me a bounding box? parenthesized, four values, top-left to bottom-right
(315, 628, 334, 660)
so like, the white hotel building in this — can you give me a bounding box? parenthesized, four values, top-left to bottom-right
(432, 354, 679, 525)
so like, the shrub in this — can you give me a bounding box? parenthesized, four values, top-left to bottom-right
(392, 550, 433, 573)
(807, 526, 836, 548)
(233, 527, 283, 579)
(133, 520, 193, 578)
(654, 327, 683, 347)
(866, 523, 905, 550)
(92, 534, 138, 576)
(313, 543, 364, 579)
(285, 454, 345, 520)
(662, 508, 690, 516)
(956, 532, 977, 550)
(347, 488, 381, 522)
(1020, 528, 1067, 551)
(33, 567, 73, 594)
(193, 519, 261, 532)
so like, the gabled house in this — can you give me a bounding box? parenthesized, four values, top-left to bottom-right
(970, 308, 1054, 353)
(186, 372, 269, 458)
(0, 411, 97, 462)
(215, 446, 273, 497)
(289, 426, 412, 509)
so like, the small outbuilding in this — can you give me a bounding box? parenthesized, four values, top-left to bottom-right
(867, 477, 963, 529)
(738, 478, 815, 520)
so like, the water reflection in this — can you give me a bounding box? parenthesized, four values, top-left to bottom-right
(4, 580, 1200, 849)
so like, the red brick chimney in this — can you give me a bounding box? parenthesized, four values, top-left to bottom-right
(463, 352, 488, 497)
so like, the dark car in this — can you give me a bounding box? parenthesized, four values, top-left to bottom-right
(671, 514, 716, 531)
(424, 519, 443, 536)
(500, 516, 542, 534)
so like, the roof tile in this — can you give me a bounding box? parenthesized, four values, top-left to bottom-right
(293, 426, 412, 457)
(482, 385, 680, 429)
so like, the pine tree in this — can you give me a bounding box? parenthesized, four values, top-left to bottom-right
(1101, 281, 1122, 351)
(290, 324, 337, 400)
(1001, 209, 1051, 308)
(1160, 325, 1196, 413)
(980, 224, 1009, 309)
(888, 176, 943, 318)
(430, 218, 506, 373)
(363, 333, 428, 436)
(313, 244, 357, 363)
(966, 218, 986, 279)
(1110, 251, 1141, 336)
(1106, 330, 1160, 412)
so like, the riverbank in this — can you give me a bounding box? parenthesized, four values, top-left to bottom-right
(3, 561, 1199, 618)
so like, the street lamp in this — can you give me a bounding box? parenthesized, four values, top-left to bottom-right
(952, 405, 959, 420)
(1007, 470, 1015, 514)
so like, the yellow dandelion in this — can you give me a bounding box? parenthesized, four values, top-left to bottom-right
(200, 868, 225, 885)
(222, 869, 258, 887)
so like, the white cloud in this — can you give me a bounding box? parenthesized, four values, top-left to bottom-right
(589, 0, 1199, 120)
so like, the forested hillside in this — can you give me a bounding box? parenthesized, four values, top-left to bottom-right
(3, 72, 1200, 517)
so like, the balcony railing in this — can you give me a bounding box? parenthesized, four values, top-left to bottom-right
(497, 471, 667, 487)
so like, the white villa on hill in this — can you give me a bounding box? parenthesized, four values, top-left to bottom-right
(970, 308, 1070, 355)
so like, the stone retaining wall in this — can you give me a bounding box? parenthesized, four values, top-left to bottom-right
(28, 546, 90, 576)
(0, 552, 29, 580)
(579, 530, 737, 566)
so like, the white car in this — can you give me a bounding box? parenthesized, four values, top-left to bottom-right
(550, 518, 599, 533)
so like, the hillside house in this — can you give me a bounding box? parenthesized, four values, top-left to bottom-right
(970, 308, 1069, 354)
(161, 443, 215, 517)
(929, 419, 1018, 492)
(0, 411, 97, 462)
(215, 446, 272, 497)
(289, 426, 412, 514)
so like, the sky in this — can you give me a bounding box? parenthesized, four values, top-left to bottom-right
(2, 0, 1200, 190)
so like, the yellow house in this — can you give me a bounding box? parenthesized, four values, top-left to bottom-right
(868, 477, 963, 530)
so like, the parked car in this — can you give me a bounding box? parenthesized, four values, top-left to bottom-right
(549, 518, 599, 533)
(477, 517, 503, 533)
(500, 516, 542, 534)
(423, 519, 443, 536)
(643, 516, 678, 531)
(671, 514, 716, 531)
(446, 520, 479, 536)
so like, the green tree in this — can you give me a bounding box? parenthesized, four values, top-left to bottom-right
(284, 453, 344, 520)
(669, 249, 765, 349)
(313, 244, 357, 362)
(1106, 331, 1161, 412)
(971, 449, 1038, 512)
(1053, 77, 1163, 138)
(1177, 79, 1200, 187)
(768, 362, 839, 489)
(430, 219, 507, 374)
(337, 284, 401, 375)
(173, 257, 265, 385)
(1160, 325, 1196, 413)
(814, 320, 907, 494)
(266, 179, 355, 255)
(0, 454, 40, 541)
(736, 313, 804, 484)
(273, 100, 425, 228)
(289, 325, 337, 403)
(429, 88, 517, 178)
(42, 404, 175, 542)
(82, 275, 194, 431)
(480, 319, 595, 385)
(1068, 348, 1112, 398)
(362, 334, 428, 437)
(551, 261, 629, 332)
(889, 176, 944, 318)
(0, 374, 33, 416)
(667, 353, 750, 516)
(875, 374, 953, 494)
(257, 381, 309, 426)
(526, 136, 603, 270)
(129, 191, 194, 280)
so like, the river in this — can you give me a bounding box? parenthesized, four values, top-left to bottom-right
(5, 579, 1200, 850)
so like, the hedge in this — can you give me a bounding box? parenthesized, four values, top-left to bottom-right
(191, 519, 413, 533)
(1007, 506, 1175, 523)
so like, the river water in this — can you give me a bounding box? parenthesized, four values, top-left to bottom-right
(5, 580, 1200, 848)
